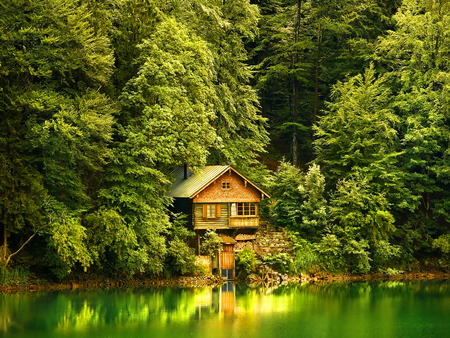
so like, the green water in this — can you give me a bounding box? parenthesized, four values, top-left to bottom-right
(1, 281, 450, 338)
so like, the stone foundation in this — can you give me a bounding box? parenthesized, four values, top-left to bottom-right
(255, 228, 294, 256)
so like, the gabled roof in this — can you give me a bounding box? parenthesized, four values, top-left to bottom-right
(167, 165, 270, 199)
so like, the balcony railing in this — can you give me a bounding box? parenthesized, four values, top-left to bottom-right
(229, 217, 260, 227)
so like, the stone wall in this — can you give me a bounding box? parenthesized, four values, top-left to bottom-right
(255, 229, 294, 256)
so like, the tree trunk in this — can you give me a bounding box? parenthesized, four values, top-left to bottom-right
(313, 24, 322, 123)
(1, 221, 7, 267)
(292, 0, 302, 167)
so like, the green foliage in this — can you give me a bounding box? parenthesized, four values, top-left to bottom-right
(297, 164, 328, 240)
(433, 234, 450, 269)
(342, 238, 371, 274)
(254, 0, 397, 164)
(164, 214, 198, 276)
(269, 162, 328, 240)
(200, 230, 223, 257)
(45, 217, 92, 279)
(85, 208, 138, 271)
(374, 0, 450, 260)
(329, 175, 395, 246)
(315, 234, 346, 273)
(265, 0, 450, 273)
(433, 234, 450, 255)
(9, 0, 450, 278)
(291, 236, 320, 274)
(0, 267, 31, 286)
(0, 0, 115, 274)
(261, 252, 294, 275)
(236, 248, 258, 278)
(314, 65, 403, 194)
(269, 161, 304, 229)
(372, 240, 402, 271)
(119, 16, 218, 167)
(40, 197, 92, 279)
(166, 238, 197, 276)
(326, 175, 398, 273)
(190, 0, 269, 167)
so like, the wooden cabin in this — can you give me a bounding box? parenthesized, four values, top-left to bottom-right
(168, 165, 270, 230)
(168, 165, 270, 279)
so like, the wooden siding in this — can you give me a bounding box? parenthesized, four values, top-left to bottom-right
(194, 203, 263, 229)
(229, 217, 259, 227)
(193, 170, 261, 203)
(194, 203, 229, 229)
(220, 250, 235, 270)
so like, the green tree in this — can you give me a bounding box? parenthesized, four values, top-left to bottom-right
(373, 0, 450, 258)
(254, 0, 398, 166)
(297, 164, 328, 241)
(201, 230, 223, 257)
(183, 0, 269, 168)
(324, 175, 398, 273)
(313, 65, 416, 213)
(0, 0, 115, 274)
(269, 161, 304, 229)
(98, 14, 220, 274)
(93, 0, 268, 275)
(164, 214, 197, 276)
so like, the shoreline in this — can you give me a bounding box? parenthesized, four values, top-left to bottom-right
(2, 271, 450, 293)
(296, 271, 450, 283)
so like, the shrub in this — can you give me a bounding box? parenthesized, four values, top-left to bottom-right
(261, 252, 294, 275)
(291, 237, 320, 274)
(200, 230, 222, 257)
(236, 248, 258, 278)
(0, 267, 31, 286)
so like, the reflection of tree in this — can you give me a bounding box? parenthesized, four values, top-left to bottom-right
(2, 282, 450, 335)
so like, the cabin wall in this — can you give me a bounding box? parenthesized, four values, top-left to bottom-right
(193, 203, 229, 229)
(193, 171, 261, 203)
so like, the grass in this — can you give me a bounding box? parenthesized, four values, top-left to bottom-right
(0, 267, 31, 286)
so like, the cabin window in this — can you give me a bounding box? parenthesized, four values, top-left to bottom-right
(203, 204, 221, 218)
(222, 181, 231, 190)
(232, 202, 257, 216)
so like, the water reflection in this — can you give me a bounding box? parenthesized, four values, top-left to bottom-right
(1, 281, 450, 338)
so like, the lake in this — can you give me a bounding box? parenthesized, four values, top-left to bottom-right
(1, 280, 450, 338)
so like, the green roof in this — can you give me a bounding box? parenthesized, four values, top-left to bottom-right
(167, 166, 230, 198)
(167, 165, 270, 199)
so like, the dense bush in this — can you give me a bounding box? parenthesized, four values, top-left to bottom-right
(200, 230, 223, 257)
(236, 248, 258, 278)
(261, 252, 294, 275)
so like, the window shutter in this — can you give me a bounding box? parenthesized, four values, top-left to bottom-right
(202, 204, 207, 218)
(216, 204, 221, 218)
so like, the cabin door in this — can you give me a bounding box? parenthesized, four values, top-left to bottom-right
(220, 244, 235, 280)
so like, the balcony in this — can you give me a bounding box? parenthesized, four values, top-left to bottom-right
(229, 217, 260, 228)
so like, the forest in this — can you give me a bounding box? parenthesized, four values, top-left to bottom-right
(1, 0, 450, 281)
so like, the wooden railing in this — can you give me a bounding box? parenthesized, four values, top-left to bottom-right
(229, 217, 260, 227)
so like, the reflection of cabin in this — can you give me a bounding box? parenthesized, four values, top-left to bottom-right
(168, 165, 270, 279)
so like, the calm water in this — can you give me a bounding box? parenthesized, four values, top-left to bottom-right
(1, 281, 450, 338)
